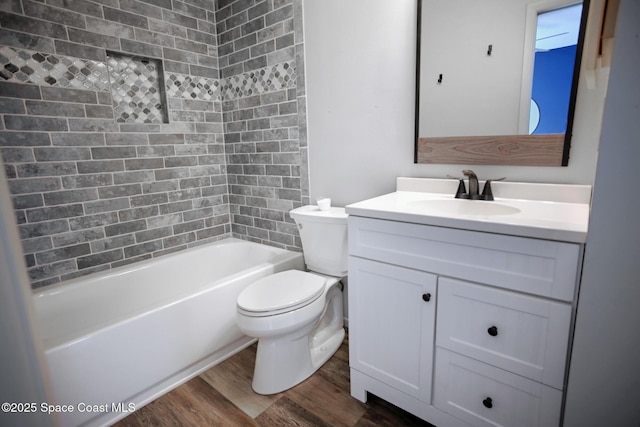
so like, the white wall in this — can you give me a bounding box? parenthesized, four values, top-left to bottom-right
(302, 0, 607, 207)
(563, 1, 640, 425)
(302, 0, 418, 205)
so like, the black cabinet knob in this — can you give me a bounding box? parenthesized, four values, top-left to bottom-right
(422, 293, 431, 302)
(482, 397, 493, 408)
(487, 325, 498, 336)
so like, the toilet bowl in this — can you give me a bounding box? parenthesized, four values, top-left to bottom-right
(235, 205, 348, 395)
(236, 270, 345, 394)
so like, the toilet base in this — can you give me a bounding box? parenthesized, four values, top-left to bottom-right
(311, 327, 345, 370)
(251, 327, 344, 395)
(251, 284, 345, 395)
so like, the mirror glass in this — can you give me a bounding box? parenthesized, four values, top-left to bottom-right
(415, 0, 589, 166)
(529, 4, 583, 134)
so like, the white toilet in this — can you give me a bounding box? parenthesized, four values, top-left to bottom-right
(235, 205, 348, 395)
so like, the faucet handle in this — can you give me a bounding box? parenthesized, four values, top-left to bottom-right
(447, 175, 469, 199)
(481, 177, 505, 201)
(455, 179, 467, 199)
(481, 181, 494, 201)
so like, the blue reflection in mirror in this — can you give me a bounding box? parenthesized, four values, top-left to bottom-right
(530, 3, 583, 135)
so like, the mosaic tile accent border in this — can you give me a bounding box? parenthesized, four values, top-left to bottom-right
(0, 46, 297, 114)
(107, 53, 167, 124)
(163, 61, 297, 103)
(221, 61, 297, 100)
(165, 73, 220, 101)
(0, 46, 110, 91)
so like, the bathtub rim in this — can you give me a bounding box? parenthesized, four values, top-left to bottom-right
(33, 237, 304, 351)
(32, 237, 297, 298)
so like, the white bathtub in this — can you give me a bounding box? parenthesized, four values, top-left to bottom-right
(32, 237, 304, 427)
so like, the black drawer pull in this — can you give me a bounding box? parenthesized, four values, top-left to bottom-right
(422, 293, 431, 302)
(487, 325, 498, 336)
(482, 397, 493, 408)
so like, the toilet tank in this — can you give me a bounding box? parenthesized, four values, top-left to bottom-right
(289, 205, 348, 277)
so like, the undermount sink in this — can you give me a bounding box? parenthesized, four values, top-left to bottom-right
(409, 199, 521, 216)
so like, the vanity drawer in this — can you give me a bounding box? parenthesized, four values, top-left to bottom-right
(348, 216, 581, 301)
(434, 348, 563, 427)
(437, 277, 571, 389)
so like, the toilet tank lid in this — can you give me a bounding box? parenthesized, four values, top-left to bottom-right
(237, 270, 326, 313)
(290, 205, 348, 222)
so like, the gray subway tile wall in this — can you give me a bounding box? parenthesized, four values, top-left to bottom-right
(0, 0, 308, 288)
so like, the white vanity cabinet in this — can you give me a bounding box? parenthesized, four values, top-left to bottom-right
(347, 216, 583, 427)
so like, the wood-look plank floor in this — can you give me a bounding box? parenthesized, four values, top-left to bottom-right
(114, 334, 434, 426)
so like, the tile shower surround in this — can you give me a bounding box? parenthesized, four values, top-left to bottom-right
(0, 0, 309, 288)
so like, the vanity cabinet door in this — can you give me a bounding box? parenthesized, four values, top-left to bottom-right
(437, 277, 572, 389)
(348, 257, 437, 403)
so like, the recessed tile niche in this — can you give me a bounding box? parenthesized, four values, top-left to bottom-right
(106, 52, 168, 124)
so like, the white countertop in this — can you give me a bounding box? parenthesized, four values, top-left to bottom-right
(345, 178, 591, 243)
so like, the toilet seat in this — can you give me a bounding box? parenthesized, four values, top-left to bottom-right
(237, 270, 326, 316)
